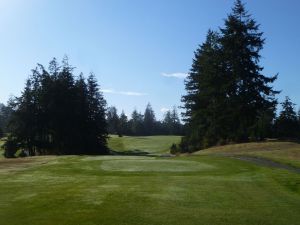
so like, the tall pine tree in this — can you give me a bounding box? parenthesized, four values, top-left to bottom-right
(182, 30, 226, 149)
(143, 103, 156, 135)
(181, 0, 279, 151)
(220, 0, 278, 141)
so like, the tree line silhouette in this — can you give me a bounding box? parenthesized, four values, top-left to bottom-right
(106, 105, 183, 136)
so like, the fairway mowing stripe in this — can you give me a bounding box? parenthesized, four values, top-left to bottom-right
(100, 159, 215, 172)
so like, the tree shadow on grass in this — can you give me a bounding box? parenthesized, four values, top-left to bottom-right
(110, 149, 155, 157)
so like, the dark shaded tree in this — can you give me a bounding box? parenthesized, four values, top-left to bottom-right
(220, 0, 278, 141)
(107, 106, 120, 135)
(275, 97, 299, 139)
(119, 111, 129, 136)
(182, 30, 226, 150)
(85, 73, 108, 154)
(129, 109, 144, 135)
(0, 103, 13, 134)
(181, 0, 279, 151)
(163, 106, 183, 135)
(143, 103, 156, 135)
(5, 57, 108, 157)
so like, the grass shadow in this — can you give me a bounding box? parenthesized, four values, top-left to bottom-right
(110, 149, 155, 157)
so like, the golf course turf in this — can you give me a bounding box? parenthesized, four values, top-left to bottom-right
(0, 136, 299, 225)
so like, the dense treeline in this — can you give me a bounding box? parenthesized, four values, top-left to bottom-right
(3, 57, 108, 157)
(0, 56, 183, 157)
(181, 0, 280, 152)
(0, 103, 12, 137)
(274, 97, 300, 139)
(107, 104, 184, 136)
(2, 94, 300, 157)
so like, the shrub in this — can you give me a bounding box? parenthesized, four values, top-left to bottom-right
(3, 137, 18, 158)
(170, 143, 179, 155)
(19, 150, 28, 158)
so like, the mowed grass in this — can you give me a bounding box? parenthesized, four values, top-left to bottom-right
(0, 137, 300, 225)
(196, 141, 300, 167)
(108, 135, 181, 155)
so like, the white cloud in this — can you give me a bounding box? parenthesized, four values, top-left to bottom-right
(160, 107, 170, 113)
(102, 89, 115, 93)
(161, 72, 188, 79)
(102, 89, 147, 96)
(119, 91, 147, 96)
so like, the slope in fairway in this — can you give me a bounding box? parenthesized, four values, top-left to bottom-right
(196, 141, 300, 168)
(0, 140, 300, 225)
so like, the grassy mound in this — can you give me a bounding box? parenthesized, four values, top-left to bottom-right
(195, 141, 300, 167)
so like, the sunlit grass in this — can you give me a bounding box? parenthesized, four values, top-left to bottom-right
(0, 138, 300, 225)
(108, 135, 182, 154)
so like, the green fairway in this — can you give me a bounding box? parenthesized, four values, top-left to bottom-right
(108, 135, 181, 155)
(0, 137, 300, 225)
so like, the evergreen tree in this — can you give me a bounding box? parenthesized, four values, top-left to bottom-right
(0, 127, 3, 138)
(143, 103, 156, 135)
(251, 107, 276, 140)
(5, 58, 108, 157)
(107, 106, 120, 135)
(52, 58, 77, 154)
(163, 111, 172, 133)
(275, 97, 299, 138)
(181, 0, 279, 151)
(163, 106, 182, 135)
(86, 73, 108, 154)
(0, 103, 13, 134)
(182, 30, 225, 149)
(10, 78, 38, 155)
(119, 111, 129, 136)
(73, 73, 90, 153)
(130, 109, 144, 135)
(220, 0, 278, 141)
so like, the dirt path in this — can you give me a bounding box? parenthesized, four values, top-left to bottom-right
(230, 155, 300, 174)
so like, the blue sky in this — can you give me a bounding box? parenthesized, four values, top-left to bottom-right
(0, 0, 300, 119)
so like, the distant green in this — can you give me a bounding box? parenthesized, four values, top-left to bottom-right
(108, 135, 181, 154)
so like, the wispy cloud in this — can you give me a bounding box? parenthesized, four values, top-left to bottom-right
(160, 107, 170, 113)
(161, 72, 188, 79)
(102, 89, 147, 96)
(119, 91, 147, 96)
(102, 89, 115, 93)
